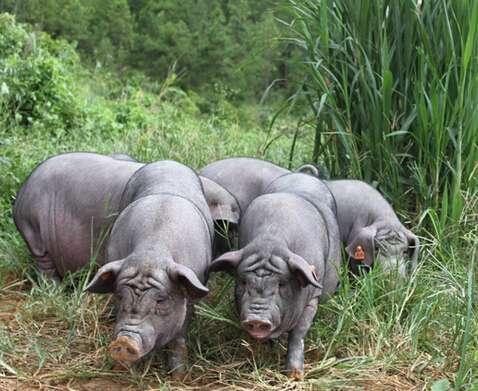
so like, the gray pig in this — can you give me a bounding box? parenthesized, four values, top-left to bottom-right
(84, 160, 213, 378)
(199, 158, 289, 254)
(210, 173, 341, 379)
(13, 152, 237, 281)
(298, 165, 420, 276)
(13, 152, 144, 280)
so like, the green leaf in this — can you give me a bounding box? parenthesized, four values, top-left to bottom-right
(431, 379, 451, 391)
(0, 82, 9, 95)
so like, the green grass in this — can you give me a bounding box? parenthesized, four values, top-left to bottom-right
(1, 93, 477, 389)
(283, 0, 478, 224)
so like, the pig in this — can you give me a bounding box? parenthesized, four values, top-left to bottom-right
(13, 152, 144, 281)
(199, 158, 289, 254)
(297, 164, 420, 276)
(108, 153, 241, 253)
(199, 176, 240, 225)
(201, 157, 419, 276)
(84, 160, 213, 377)
(13, 152, 238, 281)
(85, 161, 214, 377)
(199, 157, 289, 216)
(209, 173, 341, 379)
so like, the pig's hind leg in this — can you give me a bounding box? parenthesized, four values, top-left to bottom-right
(286, 297, 318, 380)
(20, 222, 61, 283)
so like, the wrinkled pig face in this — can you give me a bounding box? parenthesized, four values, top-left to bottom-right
(210, 249, 322, 340)
(346, 226, 420, 277)
(374, 229, 418, 276)
(85, 257, 208, 364)
(111, 268, 187, 363)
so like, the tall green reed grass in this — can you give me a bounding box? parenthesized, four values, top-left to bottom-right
(283, 0, 478, 223)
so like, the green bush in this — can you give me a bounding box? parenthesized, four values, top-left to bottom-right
(0, 14, 85, 133)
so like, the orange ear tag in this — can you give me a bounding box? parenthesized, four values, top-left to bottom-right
(100, 271, 113, 281)
(354, 246, 365, 261)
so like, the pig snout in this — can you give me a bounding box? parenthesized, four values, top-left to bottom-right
(241, 318, 273, 340)
(109, 322, 156, 364)
(109, 334, 142, 364)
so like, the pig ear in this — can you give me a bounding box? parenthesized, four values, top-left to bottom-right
(345, 226, 377, 267)
(200, 176, 241, 224)
(296, 164, 319, 177)
(208, 200, 240, 224)
(84, 259, 125, 293)
(405, 230, 420, 270)
(168, 263, 209, 300)
(287, 252, 322, 289)
(209, 249, 243, 274)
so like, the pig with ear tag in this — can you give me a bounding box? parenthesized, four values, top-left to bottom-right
(210, 173, 341, 379)
(322, 180, 420, 277)
(85, 160, 213, 379)
(295, 168, 420, 277)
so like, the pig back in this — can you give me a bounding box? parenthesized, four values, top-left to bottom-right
(199, 157, 289, 215)
(262, 177, 342, 296)
(119, 160, 214, 242)
(240, 193, 340, 297)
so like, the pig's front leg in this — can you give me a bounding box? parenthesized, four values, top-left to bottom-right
(167, 304, 193, 380)
(286, 297, 318, 380)
(167, 335, 188, 380)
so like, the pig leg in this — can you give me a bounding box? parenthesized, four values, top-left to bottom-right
(167, 304, 193, 380)
(286, 297, 318, 380)
(36, 253, 61, 283)
(20, 223, 61, 282)
(168, 335, 188, 380)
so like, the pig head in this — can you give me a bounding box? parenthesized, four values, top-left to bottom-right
(85, 252, 208, 364)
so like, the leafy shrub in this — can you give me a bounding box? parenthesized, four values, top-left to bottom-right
(0, 14, 84, 133)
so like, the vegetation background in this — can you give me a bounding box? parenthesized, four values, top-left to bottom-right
(0, 0, 476, 389)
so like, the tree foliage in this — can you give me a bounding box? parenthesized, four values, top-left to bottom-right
(0, 0, 291, 98)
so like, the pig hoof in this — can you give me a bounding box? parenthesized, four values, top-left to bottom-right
(171, 371, 187, 382)
(112, 362, 128, 371)
(287, 368, 304, 381)
(109, 336, 141, 364)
